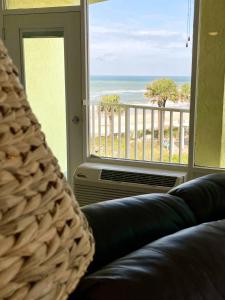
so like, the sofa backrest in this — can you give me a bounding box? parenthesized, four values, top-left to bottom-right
(82, 193, 196, 273)
(169, 173, 225, 224)
(74, 218, 225, 300)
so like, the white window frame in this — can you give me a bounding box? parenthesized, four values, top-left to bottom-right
(84, 0, 189, 174)
(84, 0, 225, 179)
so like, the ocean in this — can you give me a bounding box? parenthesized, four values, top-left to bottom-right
(90, 75, 191, 106)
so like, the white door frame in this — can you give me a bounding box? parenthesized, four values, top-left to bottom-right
(2, 8, 84, 185)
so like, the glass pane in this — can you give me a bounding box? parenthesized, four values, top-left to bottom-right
(23, 36, 67, 176)
(5, 0, 104, 9)
(194, 0, 225, 168)
(88, 0, 194, 164)
(6, 0, 80, 9)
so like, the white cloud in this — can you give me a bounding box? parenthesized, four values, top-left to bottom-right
(92, 26, 183, 38)
(89, 22, 192, 75)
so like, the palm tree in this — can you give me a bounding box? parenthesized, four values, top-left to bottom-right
(144, 78, 178, 108)
(179, 83, 191, 102)
(144, 78, 179, 142)
(100, 94, 121, 136)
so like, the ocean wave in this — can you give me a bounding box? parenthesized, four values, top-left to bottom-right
(91, 89, 146, 96)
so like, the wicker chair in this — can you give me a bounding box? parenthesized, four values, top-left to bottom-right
(0, 39, 94, 300)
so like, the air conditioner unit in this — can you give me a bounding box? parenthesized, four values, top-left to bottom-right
(74, 163, 186, 207)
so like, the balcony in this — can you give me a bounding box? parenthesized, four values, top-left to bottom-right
(89, 103, 190, 164)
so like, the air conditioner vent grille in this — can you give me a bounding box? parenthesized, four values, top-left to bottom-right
(74, 184, 142, 206)
(101, 169, 177, 187)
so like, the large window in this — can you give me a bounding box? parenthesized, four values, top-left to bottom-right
(3, 0, 225, 178)
(88, 0, 194, 165)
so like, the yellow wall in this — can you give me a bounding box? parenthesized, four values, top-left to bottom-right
(195, 0, 225, 167)
(6, 0, 80, 8)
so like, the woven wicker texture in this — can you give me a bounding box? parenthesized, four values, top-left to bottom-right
(0, 39, 95, 300)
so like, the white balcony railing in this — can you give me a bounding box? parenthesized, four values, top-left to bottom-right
(89, 103, 190, 164)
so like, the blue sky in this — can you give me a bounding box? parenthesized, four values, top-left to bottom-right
(89, 0, 194, 76)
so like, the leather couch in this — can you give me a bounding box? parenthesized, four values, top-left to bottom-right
(70, 173, 225, 300)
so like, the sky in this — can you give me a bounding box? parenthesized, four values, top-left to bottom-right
(89, 0, 194, 76)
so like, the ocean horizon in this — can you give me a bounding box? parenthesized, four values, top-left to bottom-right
(90, 75, 191, 106)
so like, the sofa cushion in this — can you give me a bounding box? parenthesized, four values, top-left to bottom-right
(82, 193, 196, 273)
(73, 219, 225, 300)
(169, 173, 225, 223)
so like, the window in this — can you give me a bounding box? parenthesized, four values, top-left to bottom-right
(23, 35, 67, 175)
(88, 0, 194, 165)
(5, 0, 102, 9)
(5, 0, 80, 9)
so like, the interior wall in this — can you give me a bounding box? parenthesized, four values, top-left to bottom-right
(195, 0, 225, 168)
